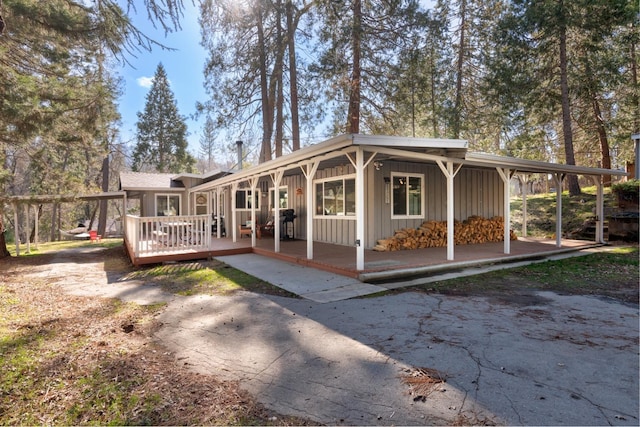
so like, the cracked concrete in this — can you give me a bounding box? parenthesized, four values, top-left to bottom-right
(156, 290, 639, 426)
(35, 246, 639, 425)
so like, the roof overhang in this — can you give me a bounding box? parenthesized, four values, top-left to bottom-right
(191, 134, 469, 191)
(0, 191, 127, 205)
(465, 152, 629, 177)
(190, 134, 627, 192)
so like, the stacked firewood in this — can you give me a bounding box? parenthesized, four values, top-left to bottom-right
(373, 215, 518, 252)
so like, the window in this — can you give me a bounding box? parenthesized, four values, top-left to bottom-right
(391, 173, 423, 218)
(314, 176, 356, 217)
(269, 186, 288, 211)
(235, 189, 260, 210)
(156, 194, 181, 216)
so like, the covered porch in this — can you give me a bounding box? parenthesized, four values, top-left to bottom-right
(123, 213, 599, 281)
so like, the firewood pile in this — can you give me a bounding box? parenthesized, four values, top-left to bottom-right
(373, 215, 518, 251)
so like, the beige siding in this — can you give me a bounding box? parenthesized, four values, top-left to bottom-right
(368, 161, 504, 249)
(312, 164, 358, 246)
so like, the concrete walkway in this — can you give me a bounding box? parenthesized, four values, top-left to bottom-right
(217, 246, 613, 303)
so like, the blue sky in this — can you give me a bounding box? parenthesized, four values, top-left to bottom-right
(116, 1, 207, 155)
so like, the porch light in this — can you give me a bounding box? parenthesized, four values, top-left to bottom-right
(373, 161, 383, 171)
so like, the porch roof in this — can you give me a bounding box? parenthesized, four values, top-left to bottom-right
(190, 133, 628, 192)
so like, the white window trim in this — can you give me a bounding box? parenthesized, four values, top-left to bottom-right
(313, 174, 357, 220)
(235, 189, 260, 211)
(390, 172, 425, 219)
(155, 193, 182, 217)
(269, 186, 289, 212)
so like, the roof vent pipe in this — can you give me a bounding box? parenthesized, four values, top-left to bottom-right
(236, 140, 243, 170)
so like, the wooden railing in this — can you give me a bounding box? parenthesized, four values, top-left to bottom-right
(125, 214, 211, 258)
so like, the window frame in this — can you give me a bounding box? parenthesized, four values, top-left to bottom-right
(390, 172, 424, 219)
(268, 186, 289, 211)
(235, 189, 260, 211)
(155, 193, 182, 217)
(313, 174, 356, 219)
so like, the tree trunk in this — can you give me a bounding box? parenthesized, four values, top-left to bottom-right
(286, 0, 300, 151)
(592, 95, 612, 186)
(346, 0, 362, 134)
(0, 213, 10, 258)
(452, 0, 467, 139)
(256, 4, 273, 163)
(274, 0, 284, 158)
(430, 45, 438, 137)
(558, 10, 581, 195)
(631, 20, 639, 134)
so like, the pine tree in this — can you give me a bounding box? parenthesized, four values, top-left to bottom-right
(199, 115, 217, 173)
(132, 63, 195, 173)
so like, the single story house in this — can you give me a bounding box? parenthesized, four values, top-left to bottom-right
(119, 134, 627, 277)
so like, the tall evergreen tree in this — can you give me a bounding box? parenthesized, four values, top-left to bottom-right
(199, 115, 217, 173)
(132, 63, 195, 173)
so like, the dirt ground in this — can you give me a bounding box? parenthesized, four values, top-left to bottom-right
(0, 246, 312, 425)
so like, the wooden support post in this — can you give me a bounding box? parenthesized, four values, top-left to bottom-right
(34, 204, 39, 250)
(591, 175, 605, 244)
(270, 170, 284, 252)
(496, 167, 513, 255)
(24, 204, 30, 254)
(436, 160, 462, 261)
(231, 182, 238, 242)
(355, 147, 365, 270)
(553, 173, 565, 248)
(301, 161, 319, 260)
(521, 174, 528, 237)
(13, 202, 19, 256)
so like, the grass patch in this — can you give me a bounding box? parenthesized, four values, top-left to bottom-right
(123, 259, 298, 298)
(409, 246, 639, 304)
(509, 186, 615, 238)
(8, 238, 124, 257)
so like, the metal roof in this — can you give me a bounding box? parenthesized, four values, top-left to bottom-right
(191, 134, 627, 192)
(464, 152, 629, 176)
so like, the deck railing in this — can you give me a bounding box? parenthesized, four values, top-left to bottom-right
(125, 214, 211, 258)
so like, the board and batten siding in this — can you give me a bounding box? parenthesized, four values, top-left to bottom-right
(312, 163, 359, 246)
(367, 161, 504, 249)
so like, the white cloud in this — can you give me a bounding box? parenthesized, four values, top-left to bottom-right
(136, 76, 154, 88)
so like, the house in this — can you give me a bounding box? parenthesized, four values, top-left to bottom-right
(119, 134, 627, 277)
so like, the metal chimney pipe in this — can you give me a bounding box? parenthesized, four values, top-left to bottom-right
(236, 140, 243, 170)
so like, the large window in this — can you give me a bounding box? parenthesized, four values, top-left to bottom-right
(156, 194, 181, 216)
(391, 173, 423, 218)
(235, 189, 260, 210)
(269, 186, 288, 211)
(315, 176, 355, 217)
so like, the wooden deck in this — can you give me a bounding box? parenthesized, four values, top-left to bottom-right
(125, 234, 601, 282)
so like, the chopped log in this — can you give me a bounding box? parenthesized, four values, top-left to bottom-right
(373, 215, 518, 251)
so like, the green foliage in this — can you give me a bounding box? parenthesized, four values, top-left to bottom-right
(132, 63, 195, 173)
(612, 179, 640, 195)
(122, 260, 298, 298)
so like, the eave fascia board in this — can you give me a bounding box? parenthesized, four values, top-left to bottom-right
(465, 152, 629, 176)
(352, 134, 468, 149)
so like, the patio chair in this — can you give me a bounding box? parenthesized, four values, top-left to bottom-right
(89, 230, 102, 243)
(259, 217, 275, 238)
